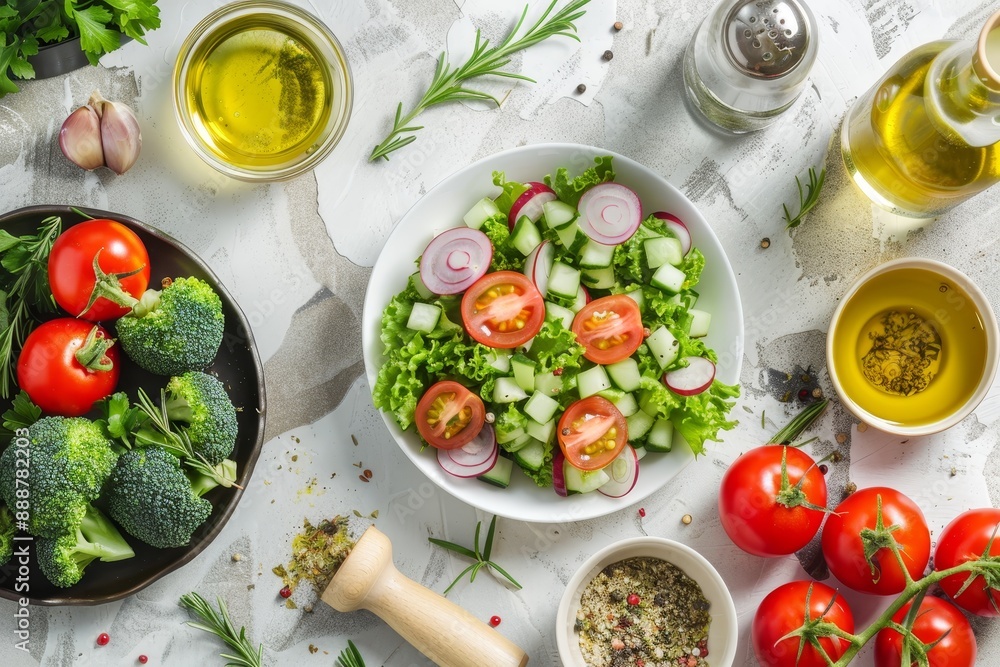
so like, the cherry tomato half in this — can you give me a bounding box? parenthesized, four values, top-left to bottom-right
(461, 271, 544, 349)
(874, 596, 976, 667)
(935, 508, 1000, 616)
(718, 445, 827, 557)
(17, 318, 120, 417)
(48, 219, 150, 321)
(752, 581, 855, 667)
(571, 294, 643, 364)
(557, 397, 627, 471)
(821, 486, 930, 596)
(415, 381, 486, 450)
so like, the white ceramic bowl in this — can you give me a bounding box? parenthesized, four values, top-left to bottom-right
(556, 537, 738, 667)
(827, 257, 999, 436)
(362, 143, 743, 522)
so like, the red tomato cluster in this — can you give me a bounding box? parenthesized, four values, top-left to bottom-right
(17, 220, 150, 416)
(720, 444, 992, 667)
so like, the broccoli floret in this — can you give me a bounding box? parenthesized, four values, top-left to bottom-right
(35, 504, 134, 588)
(163, 372, 237, 465)
(0, 504, 14, 566)
(0, 417, 117, 537)
(116, 277, 224, 376)
(105, 447, 213, 548)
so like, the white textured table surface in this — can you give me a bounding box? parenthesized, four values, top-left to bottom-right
(2, 0, 1000, 665)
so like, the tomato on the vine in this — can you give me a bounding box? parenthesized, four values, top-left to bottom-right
(557, 397, 627, 471)
(752, 580, 855, 667)
(17, 318, 120, 417)
(821, 487, 930, 595)
(874, 596, 976, 667)
(718, 445, 827, 557)
(460, 271, 545, 349)
(935, 508, 1000, 616)
(414, 381, 486, 450)
(571, 295, 643, 364)
(48, 219, 150, 321)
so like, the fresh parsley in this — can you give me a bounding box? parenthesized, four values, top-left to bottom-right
(783, 167, 826, 229)
(428, 515, 521, 595)
(370, 0, 590, 161)
(0, 0, 161, 98)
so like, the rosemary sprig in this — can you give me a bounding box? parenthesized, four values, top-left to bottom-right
(336, 640, 366, 667)
(783, 167, 826, 229)
(0, 215, 62, 398)
(428, 515, 521, 595)
(770, 399, 828, 446)
(370, 0, 590, 161)
(179, 592, 264, 667)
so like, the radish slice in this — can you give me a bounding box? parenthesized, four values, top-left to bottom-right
(509, 182, 557, 228)
(598, 445, 639, 498)
(552, 448, 568, 497)
(525, 240, 554, 297)
(577, 183, 642, 245)
(439, 439, 498, 478)
(419, 228, 493, 295)
(448, 425, 497, 468)
(652, 211, 692, 256)
(663, 357, 716, 396)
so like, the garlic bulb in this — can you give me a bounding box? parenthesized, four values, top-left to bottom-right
(59, 91, 142, 175)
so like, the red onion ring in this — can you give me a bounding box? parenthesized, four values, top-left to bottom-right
(577, 183, 642, 245)
(419, 228, 493, 295)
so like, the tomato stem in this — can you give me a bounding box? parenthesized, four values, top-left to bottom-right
(74, 325, 116, 372)
(78, 250, 142, 317)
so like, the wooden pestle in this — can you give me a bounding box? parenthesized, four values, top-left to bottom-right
(322, 526, 529, 667)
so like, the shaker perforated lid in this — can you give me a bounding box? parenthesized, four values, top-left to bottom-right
(723, 0, 813, 79)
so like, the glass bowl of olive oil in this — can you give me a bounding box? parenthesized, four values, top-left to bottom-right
(827, 258, 999, 436)
(173, 1, 352, 182)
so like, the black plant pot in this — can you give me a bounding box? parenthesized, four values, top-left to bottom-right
(24, 35, 132, 80)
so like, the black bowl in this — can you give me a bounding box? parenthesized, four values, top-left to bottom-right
(0, 205, 266, 605)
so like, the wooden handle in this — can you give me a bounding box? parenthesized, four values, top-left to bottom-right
(323, 527, 528, 667)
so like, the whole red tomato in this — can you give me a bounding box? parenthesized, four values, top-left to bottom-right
(874, 596, 976, 667)
(821, 487, 930, 595)
(935, 508, 1000, 616)
(17, 318, 120, 416)
(752, 580, 855, 667)
(48, 219, 150, 321)
(718, 445, 827, 556)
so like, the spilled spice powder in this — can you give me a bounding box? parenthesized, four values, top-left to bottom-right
(273, 516, 356, 595)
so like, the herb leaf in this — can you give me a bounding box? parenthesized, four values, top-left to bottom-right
(783, 167, 826, 229)
(179, 592, 264, 667)
(336, 640, 366, 667)
(428, 515, 521, 594)
(371, 0, 591, 161)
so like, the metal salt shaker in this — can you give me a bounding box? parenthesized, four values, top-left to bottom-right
(682, 0, 818, 133)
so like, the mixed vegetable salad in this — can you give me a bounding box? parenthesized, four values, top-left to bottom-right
(373, 157, 738, 498)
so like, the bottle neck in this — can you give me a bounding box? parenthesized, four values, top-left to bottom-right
(927, 41, 1000, 147)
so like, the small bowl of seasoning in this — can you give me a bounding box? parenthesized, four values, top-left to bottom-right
(827, 258, 999, 436)
(557, 537, 738, 667)
(173, 0, 352, 182)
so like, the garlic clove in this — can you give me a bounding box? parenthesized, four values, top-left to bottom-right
(59, 105, 105, 171)
(98, 99, 142, 175)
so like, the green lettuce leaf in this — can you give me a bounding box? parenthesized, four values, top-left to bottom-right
(492, 171, 529, 217)
(526, 318, 585, 374)
(544, 155, 615, 207)
(520, 441, 553, 487)
(494, 404, 528, 445)
(672, 381, 740, 455)
(481, 216, 522, 272)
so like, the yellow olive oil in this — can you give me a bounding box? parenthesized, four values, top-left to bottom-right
(183, 15, 333, 168)
(831, 268, 988, 428)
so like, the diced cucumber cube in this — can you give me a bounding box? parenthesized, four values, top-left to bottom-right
(569, 286, 588, 313)
(579, 240, 615, 269)
(496, 425, 525, 444)
(650, 263, 686, 294)
(524, 392, 560, 424)
(514, 440, 547, 472)
(688, 309, 711, 338)
(547, 261, 581, 300)
(546, 301, 576, 330)
(634, 446, 647, 461)
(555, 221, 582, 248)
(543, 200, 577, 229)
(646, 326, 680, 369)
(405, 302, 441, 333)
(597, 388, 625, 403)
(564, 464, 610, 495)
(487, 350, 511, 373)
(503, 433, 534, 452)
(464, 197, 500, 229)
(683, 290, 700, 309)
(409, 272, 434, 299)
(626, 409, 654, 440)
(624, 287, 644, 308)
(511, 216, 542, 256)
(644, 236, 684, 269)
(478, 455, 513, 488)
(511, 354, 536, 393)
(606, 358, 641, 392)
(577, 365, 611, 398)
(646, 418, 674, 452)
(534, 371, 563, 398)
(526, 418, 555, 443)
(581, 267, 615, 289)
(612, 391, 639, 417)
(494, 377, 528, 403)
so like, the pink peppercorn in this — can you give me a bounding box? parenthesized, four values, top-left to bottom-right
(96, 633, 110, 647)
(489, 615, 501, 627)
(138, 656, 148, 665)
